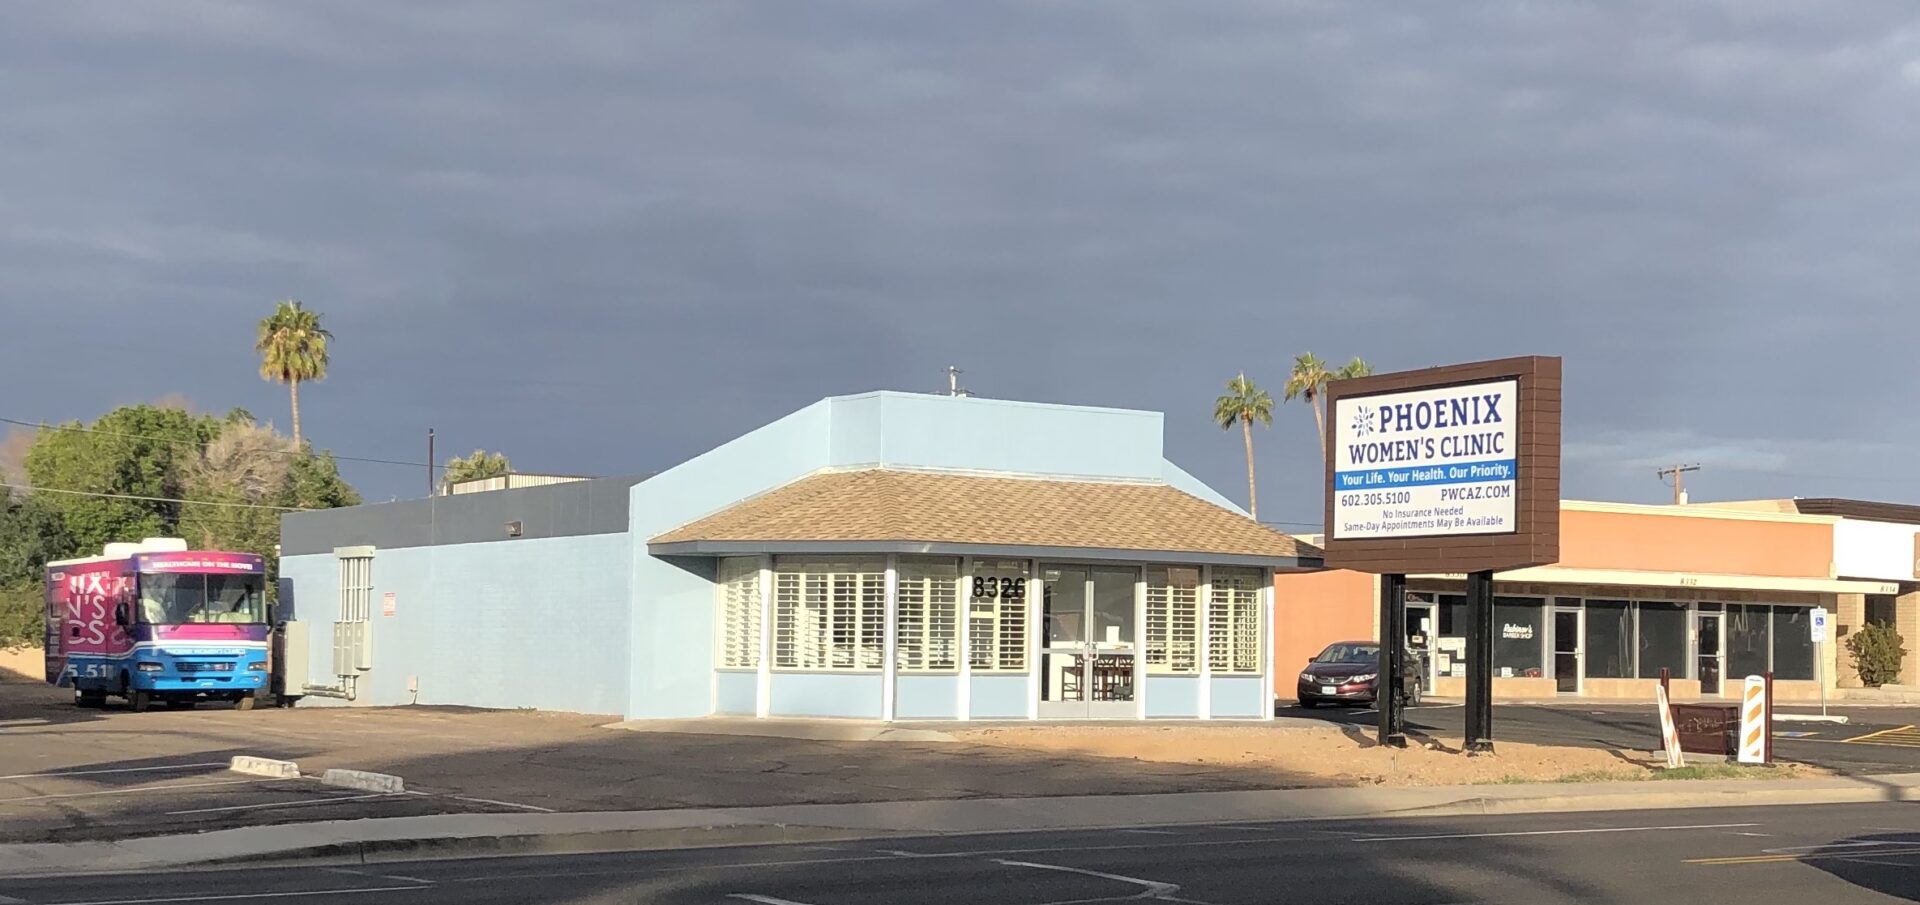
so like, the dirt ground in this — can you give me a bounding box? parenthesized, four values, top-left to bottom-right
(954, 724, 1823, 785)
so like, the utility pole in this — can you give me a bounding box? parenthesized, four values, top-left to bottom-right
(427, 428, 436, 497)
(1657, 464, 1700, 505)
(945, 366, 971, 398)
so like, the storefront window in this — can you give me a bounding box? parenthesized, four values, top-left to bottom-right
(1144, 566, 1200, 675)
(1584, 600, 1632, 678)
(1636, 602, 1689, 680)
(1772, 606, 1815, 681)
(896, 558, 960, 672)
(1492, 597, 1544, 677)
(1727, 604, 1771, 680)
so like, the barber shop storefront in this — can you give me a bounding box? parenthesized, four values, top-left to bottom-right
(1278, 500, 1895, 703)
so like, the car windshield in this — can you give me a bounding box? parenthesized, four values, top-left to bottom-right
(1314, 643, 1379, 664)
(139, 573, 265, 625)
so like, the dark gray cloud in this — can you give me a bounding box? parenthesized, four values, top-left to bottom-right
(3, 1, 1917, 522)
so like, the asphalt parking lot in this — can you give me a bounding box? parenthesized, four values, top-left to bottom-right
(0, 679, 1329, 844)
(1279, 698, 1920, 774)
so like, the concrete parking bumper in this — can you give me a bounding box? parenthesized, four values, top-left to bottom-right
(6, 771, 1920, 878)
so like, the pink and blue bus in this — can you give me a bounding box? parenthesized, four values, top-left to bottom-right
(44, 539, 270, 711)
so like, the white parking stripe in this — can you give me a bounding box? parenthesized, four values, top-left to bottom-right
(1358, 822, 1759, 843)
(0, 763, 227, 782)
(0, 779, 264, 807)
(728, 895, 821, 905)
(42, 887, 426, 905)
(995, 859, 1180, 896)
(165, 792, 399, 816)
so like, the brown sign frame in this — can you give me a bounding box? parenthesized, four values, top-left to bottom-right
(1321, 355, 1562, 574)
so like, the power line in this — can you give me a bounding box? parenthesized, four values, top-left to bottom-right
(0, 482, 312, 512)
(0, 416, 446, 471)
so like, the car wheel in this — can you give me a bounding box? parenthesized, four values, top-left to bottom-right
(1298, 699, 1318, 709)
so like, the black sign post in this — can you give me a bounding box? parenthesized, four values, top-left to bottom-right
(1465, 569, 1496, 755)
(1378, 573, 1408, 748)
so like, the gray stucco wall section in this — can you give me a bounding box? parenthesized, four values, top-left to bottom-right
(280, 475, 647, 555)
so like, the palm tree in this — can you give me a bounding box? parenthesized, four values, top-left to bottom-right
(1286, 354, 1376, 463)
(255, 300, 332, 447)
(1213, 373, 1275, 519)
(1283, 353, 1334, 461)
(1335, 357, 1373, 382)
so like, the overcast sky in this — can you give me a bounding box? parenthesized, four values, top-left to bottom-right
(2, 2, 1915, 528)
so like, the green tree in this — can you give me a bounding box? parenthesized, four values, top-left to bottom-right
(443, 450, 512, 488)
(1212, 373, 1274, 519)
(255, 300, 332, 447)
(0, 488, 72, 649)
(1848, 623, 1907, 687)
(23, 405, 219, 554)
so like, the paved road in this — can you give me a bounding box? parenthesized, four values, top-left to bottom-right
(6, 802, 1920, 903)
(1281, 700, 1920, 774)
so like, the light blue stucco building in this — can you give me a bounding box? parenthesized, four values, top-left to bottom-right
(278, 392, 1318, 720)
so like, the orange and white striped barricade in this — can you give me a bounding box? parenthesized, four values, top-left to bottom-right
(1738, 674, 1770, 764)
(1655, 682, 1683, 768)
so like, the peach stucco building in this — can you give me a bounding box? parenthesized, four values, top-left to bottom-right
(1275, 499, 1918, 702)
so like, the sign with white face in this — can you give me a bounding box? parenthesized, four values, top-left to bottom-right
(1331, 378, 1518, 540)
(1810, 607, 1829, 643)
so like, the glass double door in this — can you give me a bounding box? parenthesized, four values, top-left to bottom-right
(1040, 565, 1137, 718)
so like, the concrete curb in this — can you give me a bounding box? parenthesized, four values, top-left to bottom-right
(319, 769, 405, 794)
(8, 772, 1920, 878)
(226, 756, 300, 779)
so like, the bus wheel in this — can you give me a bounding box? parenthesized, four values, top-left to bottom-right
(235, 693, 257, 711)
(128, 690, 152, 713)
(74, 690, 105, 708)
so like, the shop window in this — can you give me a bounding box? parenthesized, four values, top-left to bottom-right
(896, 558, 959, 672)
(772, 557, 886, 671)
(715, 557, 762, 669)
(1144, 566, 1200, 675)
(1492, 597, 1544, 677)
(968, 559, 1029, 672)
(1868, 595, 1897, 628)
(1636, 602, 1689, 680)
(1727, 604, 1771, 680)
(1584, 600, 1632, 679)
(1772, 606, 1815, 681)
(1209, 568, 1264, 674)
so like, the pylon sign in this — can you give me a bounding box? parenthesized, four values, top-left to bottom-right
(1738, 675, 1770, 764)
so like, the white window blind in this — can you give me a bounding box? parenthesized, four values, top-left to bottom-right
(896, 558, 959, 671)
(968, 559, 1029, 672)
(773, 558, 886, 671)
(1145, 566, 1200, 675)
(715, 557, 762, 669)
(1209, 567, 1263, 674)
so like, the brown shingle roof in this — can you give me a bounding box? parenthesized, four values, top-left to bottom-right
(649, 468, 1317, 560)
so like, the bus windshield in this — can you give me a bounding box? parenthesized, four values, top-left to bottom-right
(139, 573, 266, 625)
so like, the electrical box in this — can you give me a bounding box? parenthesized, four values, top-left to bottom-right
(279, 620, 310, 695)
(332, 621, 373, 676)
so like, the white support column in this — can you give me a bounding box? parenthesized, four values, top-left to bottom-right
(1135, 570, 1148, 720)
(1262, 569, 1276, 721)
(957, 556, 973, 721)
(1199, 564, 1214, 720)
(883, 554, 899, 722)
(756, 556, 773, 719)
(1027, 559, 1041, 721)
